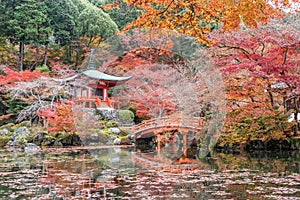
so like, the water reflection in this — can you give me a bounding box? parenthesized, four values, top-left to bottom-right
(0, 146, 299, 199)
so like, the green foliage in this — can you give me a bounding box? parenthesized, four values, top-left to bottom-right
(3, 0, 52, 45)
(0, 136, 9, 147)
(0, 0, 52, 70)
(0, 98, 7, 115)
(88, 0, 108, 6)
(106, 1, 142, 30)
(14, 121, 31, 129)
(4, 96, 28, 116)
(77, 0, 118, 42)
(105, 120, 119, 128)
(119, 110, 134, 124)
(98, 129, 113, 135)
(97, 131, 110, 143)
(220, 110, 293, 145)
(0, 123, 15, 132)
(41, 134, 56, 146)
(127, 104, 147, 123)
(45, 0, 79, 45)
(0, 37, 16, 66)
(35, 65, 50, 73)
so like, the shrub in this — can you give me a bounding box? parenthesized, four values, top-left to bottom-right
(37, 104, 75, 135)
(35, 65, 50, 73)
(119, 110, 134, 124)
(105, 120, 119, 128)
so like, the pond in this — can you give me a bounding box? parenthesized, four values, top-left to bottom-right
(0, 146, 299, 199)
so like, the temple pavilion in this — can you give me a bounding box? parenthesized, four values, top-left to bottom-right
(53, 49, 131, 110)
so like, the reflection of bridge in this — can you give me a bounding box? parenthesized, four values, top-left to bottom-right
(132, 115, 205, 157)
(132, 151, 206, 171)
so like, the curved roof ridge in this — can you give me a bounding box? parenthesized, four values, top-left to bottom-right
(82, 69, 131, 81)
(51, 70, 131, 83)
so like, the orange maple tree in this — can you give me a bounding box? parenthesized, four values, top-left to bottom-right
(37, 104, 76, 135)
(122, 0, 284, 43)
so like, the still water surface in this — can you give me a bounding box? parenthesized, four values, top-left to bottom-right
(0, 146, 299, 199)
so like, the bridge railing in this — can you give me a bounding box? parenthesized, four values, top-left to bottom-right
(132, 115, 204, 133)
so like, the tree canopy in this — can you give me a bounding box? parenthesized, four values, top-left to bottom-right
(121, 0, 289, 43)
(77, 0, 118, 46)
(0, 0, 118, 70)
(0, 0, 299, 145)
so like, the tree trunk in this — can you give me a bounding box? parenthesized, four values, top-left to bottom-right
(294, 97, 299, 136)
(88, 37, 92, 47)
(19, 42, 24, 71)
(267, 86, 274, 109)
(68, 44, 72, 63)
(33, 44, 39, 69)
(43, 44, 48, 65)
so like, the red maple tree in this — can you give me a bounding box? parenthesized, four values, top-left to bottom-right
(211, 19, 300, 141)
(0, 67, 48, 87)
(37, 103, 76, 134)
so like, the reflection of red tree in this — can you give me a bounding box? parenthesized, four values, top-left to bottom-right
(37, 157, 123, 199)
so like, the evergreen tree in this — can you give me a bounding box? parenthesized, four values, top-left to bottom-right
(1, 0, 52, 70)
(74, 0, 118, 47)
(106, 0, 141, 30)
(45, 0, 79, 45)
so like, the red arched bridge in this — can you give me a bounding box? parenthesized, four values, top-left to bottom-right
(131, 115, 205, 156)
(132, 115, 204, 139)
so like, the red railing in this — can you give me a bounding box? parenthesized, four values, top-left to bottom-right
(132, 114, 204, 134)
(72, 97, 120, 110)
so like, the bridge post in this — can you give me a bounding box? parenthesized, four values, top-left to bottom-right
(182, 130, 188, 158)
(156, 132, 162, 152)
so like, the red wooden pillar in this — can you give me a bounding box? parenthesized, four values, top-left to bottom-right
(156, 132, 162, 152)
(182, 130, 188, 158)
(104, 87, 108, 101)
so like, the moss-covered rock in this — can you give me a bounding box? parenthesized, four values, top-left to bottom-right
(60, 133, 81, 146)
(14, 121, 31, 129)
(118, 128, 132, 137)
(41, 132, 82, 146)
(41, 134, 56, 146)
(6, 126, 30, 146)
(0, 136, 9, 147)
(29, 131, 48, 146)
(120, 137, 133, 145)
(0, 123, 15, 132)
(105, 120, 119, 128)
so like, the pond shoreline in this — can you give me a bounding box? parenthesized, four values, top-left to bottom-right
(215, 137, 300, 152)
